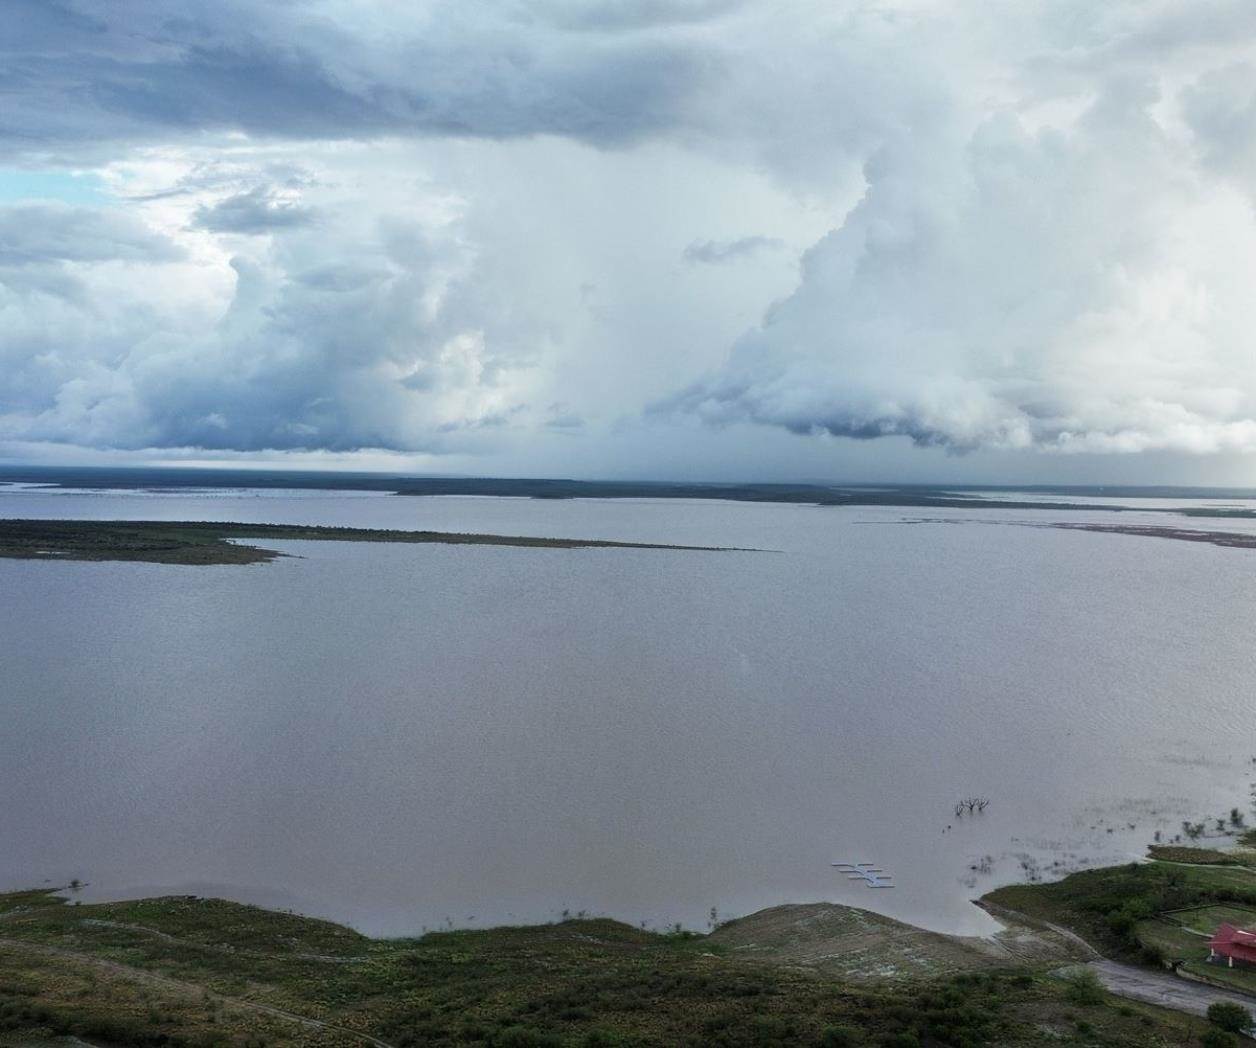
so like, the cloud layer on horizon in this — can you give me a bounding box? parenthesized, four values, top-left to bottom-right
(5, 1, 1256, 477)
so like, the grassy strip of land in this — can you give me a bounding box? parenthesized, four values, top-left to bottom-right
(0, 519, 749, 566)
(900, 518, 1256, 552)
(983, 861, 1256, 1042)
(1042, 523, 1256, 551)
(1147, 846, 1256, 866)
(984, 860, 1256, 971)
(0, 889, 1208, 1047)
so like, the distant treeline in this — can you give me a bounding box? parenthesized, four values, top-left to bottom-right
(4, 466, 1256, 517)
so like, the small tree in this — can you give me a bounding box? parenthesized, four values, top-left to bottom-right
(1063, 967, 1105, 1005)
(1207, 1001, 1253, 1035)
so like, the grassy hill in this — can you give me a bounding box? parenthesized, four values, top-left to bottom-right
(0, 887, 1212, 1047)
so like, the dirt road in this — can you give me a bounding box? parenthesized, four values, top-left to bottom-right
(1084, 958, 1255, 1026)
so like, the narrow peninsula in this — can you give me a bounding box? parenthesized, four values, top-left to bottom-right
(0, 519, 749, 566)
(897, 517, 1256, 551)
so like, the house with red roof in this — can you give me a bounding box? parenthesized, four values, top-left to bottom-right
(1209, 923, 1256, 969)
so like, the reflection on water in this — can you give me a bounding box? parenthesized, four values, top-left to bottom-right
(1, 489, 1252, 937)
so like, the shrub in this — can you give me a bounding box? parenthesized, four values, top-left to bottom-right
(582, 1031, 629, 1047)
(1207, 1001, 1253, 1034)
(1062, 968, 1105, 1006)
(492, 1028, 562, 1048)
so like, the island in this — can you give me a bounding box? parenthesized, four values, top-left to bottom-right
(0, 519, 750, 566)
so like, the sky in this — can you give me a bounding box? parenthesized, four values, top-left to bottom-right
(4, 1, 1256, 484)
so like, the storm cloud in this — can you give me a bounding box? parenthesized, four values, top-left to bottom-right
(0, 0, 719, 157)
(666, 79, 1256, 455)
(5, 2, 1256, 479)
(193, 187, 316, 234)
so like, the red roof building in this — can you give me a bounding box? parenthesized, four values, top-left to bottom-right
(1209, 923, 1256, 968)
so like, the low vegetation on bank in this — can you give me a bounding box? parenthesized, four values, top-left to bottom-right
(0, 520, 741, 565)
(985, 860, 1256, 961)
(0, 888, 1212, 1047)
(986, 854, 1256, 1005)
(1145, 846, 1256, 867)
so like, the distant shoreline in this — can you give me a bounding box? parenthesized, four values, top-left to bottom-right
(0, 519, 753, 565)
(893, 517, 1256, 551)
(6, 466, 1256, 518)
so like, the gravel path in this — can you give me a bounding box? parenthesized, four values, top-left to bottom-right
(1084, 958, 1256, 1027)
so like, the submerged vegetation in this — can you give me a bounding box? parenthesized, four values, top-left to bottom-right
(0, 519, 745, 565)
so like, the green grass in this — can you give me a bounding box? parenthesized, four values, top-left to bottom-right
(1179, 959, 1256, 995)
(0, 889, 1210, 1047)
(1168, 864, 1256, 896)
(1147, 845, 1247, 865)
(984, 861, 1256, 961)
(1132, 919, 1206, 962)
(1144, 904, 1256, 995)
(987, 861, 1256, 1023)
(1163, 905, 1256, 937)
(65, 894, 371, 954)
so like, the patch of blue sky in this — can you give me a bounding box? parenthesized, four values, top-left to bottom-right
(0, 169, 107, 205)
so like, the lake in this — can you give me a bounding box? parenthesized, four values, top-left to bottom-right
(1, 485, 1253, 937)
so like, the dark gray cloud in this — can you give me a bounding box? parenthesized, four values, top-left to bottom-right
(682, 235, 783, 264)
(0, 0, 716, 160)
(193, 187, 315, 234)
(0, 203, 182, 265)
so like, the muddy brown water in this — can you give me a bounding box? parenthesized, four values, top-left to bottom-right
(2, 486, 1253, 937)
